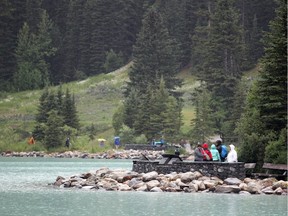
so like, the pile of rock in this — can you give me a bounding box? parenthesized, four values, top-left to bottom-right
(52, 168, 288, 195)
(0, 150, 166, 160)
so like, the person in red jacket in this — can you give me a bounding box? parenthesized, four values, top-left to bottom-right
(202, 143, 212, 161)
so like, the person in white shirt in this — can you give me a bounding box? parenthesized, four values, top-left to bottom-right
(227, 144, 238, 162)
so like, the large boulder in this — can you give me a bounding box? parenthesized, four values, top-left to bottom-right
(146, 180, 160, 190)
(272, 180, 288, 190)
(224, 178, 242, 185)
(143, 171, 158, 181)
(247, 182, 261, 194)
(180, 172, 197, 183)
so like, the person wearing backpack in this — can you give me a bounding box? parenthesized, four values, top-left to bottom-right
(210, 144, 221, 162)
(216, 140, 227, 162)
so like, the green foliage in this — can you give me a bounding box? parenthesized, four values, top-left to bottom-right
(256, 0, 287, 133)
(124, 8, 183, 140)
(86, 123, 97, 141)
(119, 125, 136, 144)
(126, 7, 182, 96)
(0, 127, 20, 152)
(33, 87, 80, 149)
(265, 128, 287, 164)
(104, 49, 124, 73)
(62, 89, 80, 130)
(43, 110, 64, 149)
(192, 0, 244, 135)
(14, 11, 56, 91)
(190, 85, 215, 143)
(112, 104, 125, 135)
(134, 134, 148, 144)
(236, 0, 287, 164)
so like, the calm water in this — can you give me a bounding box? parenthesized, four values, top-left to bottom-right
(0, 157, 287, 216)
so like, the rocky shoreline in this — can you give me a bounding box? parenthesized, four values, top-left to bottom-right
(52, 167, 288, 195)
(0, 150, 171, 160)
(2, 150, 287, 195)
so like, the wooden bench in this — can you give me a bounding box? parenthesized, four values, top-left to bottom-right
(159, 154, 183, 165)
(244, 163, 256, 177)
(251, 163, 287, 180)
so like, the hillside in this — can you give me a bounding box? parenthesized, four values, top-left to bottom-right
(0, 62, 258, 152)
(0, 62, 199, 152)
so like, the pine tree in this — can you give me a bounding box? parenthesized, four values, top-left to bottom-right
(236, 0, 287, 164)
(14, 10, 56, 91)
(126, 7, 182, 96)
(62, 89, 80, 130)
(190, 85, 215, 143)
(0, 1, 21, 91)
(192, 0, 244, 135)
(43, 109, 64, 149)
(257, 0, 287, 133)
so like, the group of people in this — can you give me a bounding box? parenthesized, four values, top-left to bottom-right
(194, 140, 238, 162)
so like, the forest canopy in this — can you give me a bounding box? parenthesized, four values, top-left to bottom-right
(0, 0, 286, 165)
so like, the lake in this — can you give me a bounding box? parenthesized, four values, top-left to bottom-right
(0, 157, 287, 216)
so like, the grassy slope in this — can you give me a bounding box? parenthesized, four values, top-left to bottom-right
(0, 63, 258, 152)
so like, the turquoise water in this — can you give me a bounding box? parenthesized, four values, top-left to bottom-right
(0, 157, 287, 216)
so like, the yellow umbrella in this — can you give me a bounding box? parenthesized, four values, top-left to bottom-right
(97, 138, 106, 142)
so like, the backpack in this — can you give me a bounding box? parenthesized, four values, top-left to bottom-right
(221, 145, 228, 158)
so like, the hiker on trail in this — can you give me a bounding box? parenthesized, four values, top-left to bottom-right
(216, 140, 227, 162)
(227, 144, 238, 162)
(202, 143, 212, 161)
(114, 136, 120, 149)
(210, 144, 221, 162)
(28, 136, 35, 145)
(65, 138, 70, 148)
(194, 143, 204, 161)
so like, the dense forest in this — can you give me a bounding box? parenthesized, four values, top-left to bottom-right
(0, 0, 286, 165)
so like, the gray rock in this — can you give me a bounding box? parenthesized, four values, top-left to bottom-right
(274, 187, 284, 195)
(150, 187, 163, 192)
(261, 186, 274, 195)
(136, 184, 148, 192)
(143, 171, 158, 181)
(239, 191, 251, 195)
(215, 185, 240, 193)
(247, 182, 261, 194)
(224, 177, 242, 185)
(272, 180, 288, 190)
(146, 180, 160, 190)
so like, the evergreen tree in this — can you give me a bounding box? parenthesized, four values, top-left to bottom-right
(0, 1, 22, 91)
(25, 0, 43, 33)
(190, 85, 215, 143)
(158, 0, 192, 67)
(61, 0, 85, 82)
(124, 8, 183, 139)
(126, 7, 182, 96)
(257, 0, 287, 133)
(112, 104, 125, 135)
(103, 49, 124, 73)
(33, 87, 80, 144)
(236, 0, 287, 164)
(62, 89, 80, 130)
(192, 0, 244, 135)
(43, 109, 64, 149)
(123, 87, 142, 129)
(14, 10, 56, 91)
(14, 22, 39, 90)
